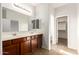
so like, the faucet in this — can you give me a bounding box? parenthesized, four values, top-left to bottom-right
(30, 31, 34, 34)
(12, 33, 16, 36)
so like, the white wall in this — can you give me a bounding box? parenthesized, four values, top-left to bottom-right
(0, 3, 1, 55)
(49, 7, 55, 50)
(77, 4, 79, 54)
(55, 4, 77, 49)
(35, 4, 50, 49)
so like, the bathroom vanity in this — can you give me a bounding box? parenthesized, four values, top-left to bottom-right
(2, 34, 43, 55)
(2, 4, 43, 55)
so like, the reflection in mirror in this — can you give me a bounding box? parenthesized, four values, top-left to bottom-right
(32, 19, 40, 29)
(11, 20, 19, 32)
(2, 7, 31, 32)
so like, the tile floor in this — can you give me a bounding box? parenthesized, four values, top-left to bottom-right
(32, 48, 62, 55)
(58, 38, 67, 46)
(32, 44, 77, 55)
(31, 38, 77, 55)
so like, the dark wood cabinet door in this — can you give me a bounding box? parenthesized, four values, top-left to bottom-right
(3, 44, 19, 55)
(31, 37, 37, 51)
(37, 34, 42, 48)
(20, 40, 31, 55)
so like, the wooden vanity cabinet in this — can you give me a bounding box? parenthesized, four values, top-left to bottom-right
(3, 34, 43, 55)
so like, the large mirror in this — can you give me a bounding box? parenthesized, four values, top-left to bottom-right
(2, 7, 31, 32)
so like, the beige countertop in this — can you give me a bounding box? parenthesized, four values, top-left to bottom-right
(2, 31, 43, 41)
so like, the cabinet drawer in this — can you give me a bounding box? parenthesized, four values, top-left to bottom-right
(37, 34, 43, 38)
(3, 40, 11, 47)
(34, 35, 38, 39)
(11, 39, 20, 44)
(20, 37, 27, 42)
(31, 36, 35, 39)
(31, 35, 38, 39)
(27, 36, 31, 40)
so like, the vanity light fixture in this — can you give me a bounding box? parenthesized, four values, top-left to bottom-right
(13, 3, 31, 13)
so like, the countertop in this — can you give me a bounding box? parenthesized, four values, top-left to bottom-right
(2, 31, 43, 41)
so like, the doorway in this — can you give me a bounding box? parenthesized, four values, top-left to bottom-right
(56, 16, 68, 47)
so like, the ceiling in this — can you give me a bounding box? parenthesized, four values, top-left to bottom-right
(50, 3, 67, 8)
(24, 3, 68, 8)
(16, 3, 68, 10)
